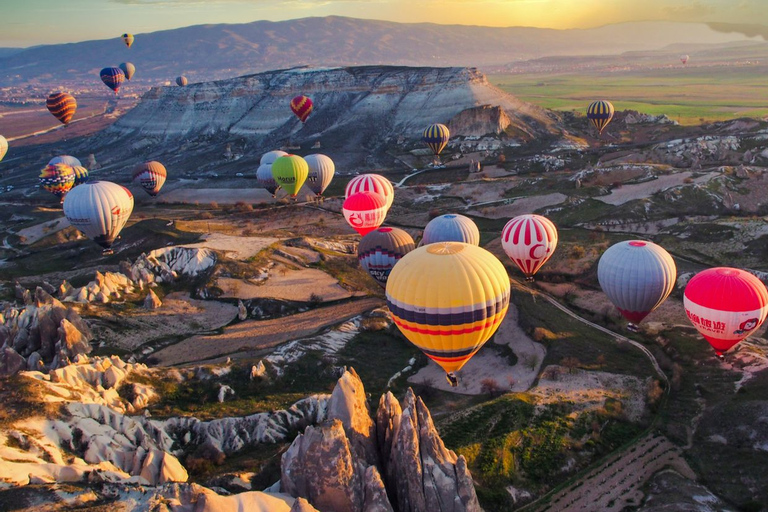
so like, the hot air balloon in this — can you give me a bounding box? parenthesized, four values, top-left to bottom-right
(304, 154, 335, 197)
(119, 62, 135, 80)
(423, 123, 450, 158)
(176, 76, 188, 87)
(290, 95, 313, 123)
(260, 150, 288, 166)
(422, 214, 480, 246)
(71, 166, 90, 187)
(345, 174, 394, 211)
(501, 214, 558, 281)
(122, 33, 134, 48)
(48, 155, 82, 167)
(358, 227, 415, 287)
(272, 155, 308, 198)
(46, 92, 77, 124)
(597, 240, 676, 331)
(100, 67, 125, 94)
(386, 242, 511, 386)
(63, 181, 134, 254)
(39, 164, 75, 202)
(680, 54, 689, 65)
(0, 135, 7, 163)
(587, 100, 615, 136)
(257, 164, 280, 197)
(343, 192, 387, 236)
(133, 161, 167, 197)
(684, 267, 768, 358)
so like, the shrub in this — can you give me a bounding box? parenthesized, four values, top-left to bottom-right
(569, 245, 586, 259)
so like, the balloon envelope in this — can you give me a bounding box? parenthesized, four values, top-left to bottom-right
(257, 163, 280, 196)
(304, 154, 335, 196)
(343, 192, 387, 236)
(119, 62, 135, 80)
(358, 227, 415, 287)
(260, 150, 288, 166)
(501, 214, 558, 278)
(386, 242, 511, 375)
(597, 240, 676, 325)
(176, 76, 188, 87)
(271, 155, 308, 198)
(684, 267, 768, 356)
(345, 174, 394, 211)
(422, 214, 480, 246)
(587, 100, 615, 135)
(64, 181, 134, 250)
(290, 95, 313, 123)
(49, 155, 82, 167)
(133, 161, 167, 197)
(47, 92, 77, 124)
(100, 67, 125, 93)
(423, 123, 450, 156)
(680, 54, 689, 64)
(0, 135, 7, 163)
(122, 33, 134, 48)
(39, 164, 75, 201)
(71, 166, 90, 187)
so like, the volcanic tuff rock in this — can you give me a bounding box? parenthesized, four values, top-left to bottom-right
(111, 66, 559, 145)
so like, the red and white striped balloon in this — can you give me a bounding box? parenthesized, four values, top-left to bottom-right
(684, 267, 768, 356)
(345, 174, 394, 210)
(501, 214, 558, 279)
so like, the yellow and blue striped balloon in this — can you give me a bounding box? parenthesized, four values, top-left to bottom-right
(386, 242, 510, 382)
(422, 123, 450, 156)
(587, 100, 615, 135)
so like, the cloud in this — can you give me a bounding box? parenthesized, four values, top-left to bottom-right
(662, 1, 715, 20)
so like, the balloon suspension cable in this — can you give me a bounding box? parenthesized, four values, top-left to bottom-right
(446, 372, 458, 387)
(627, 323, 639, 333)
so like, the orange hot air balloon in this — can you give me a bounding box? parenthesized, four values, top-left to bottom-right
(47, 92, 77, 124)
(290, 95, 313, 123)
(343, 192, 387, 236)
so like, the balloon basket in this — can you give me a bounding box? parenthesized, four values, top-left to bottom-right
(626, 323, 639, 333)
(716, 353, 725, 361)
(445, 372, 458, 387)
(102, 249, 114, 256)
(524, 276, 534, 283)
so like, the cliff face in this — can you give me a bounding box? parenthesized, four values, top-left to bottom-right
(111, 66, 559, 144)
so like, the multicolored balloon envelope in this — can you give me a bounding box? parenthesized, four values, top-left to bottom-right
(501, 214, 558, 279)
(343, 192, 387, 236)
(597, 240, 676, 328)
(587, 100, 615, 135)
(290, 95, 313, 123)
(47, 92, 77, 124)
(176, 76, 188, 87)
(63, 181, 134, 253)
(683, 267, 768, 357)
(304, 154, 335, 196)
(119, 62, 135, 80)
(133, 161, 167, 197)
(358, 227, 415, 287)
(49, 155, 82, 167)
(423, 123, 450, 156)
(71, 166, 90, 186)
(386, 242, 511, 385)
(422, 214, 479, 246)
(345, 174, 394, 211)
(39, 164, 75, 202)
(0, 135, 7, 163)
(272, 155, 308, 198)
(100, 67, 125, 94)
(122, 33, 134, 48)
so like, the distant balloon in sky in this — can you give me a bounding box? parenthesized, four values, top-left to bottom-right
(46, 92, 77, 124)
(422, 214, 480, 246)
(290, 95, 313, 123)
(684, 267, 768, 357)
(343, 191, 387, 236)
(71, 166, 90, 187)
(501, 214, 558, 280)
(122, 33, 134, 48)
(587, 100, 615, 135)
(0, 135, 7, 163)
(271, 154, 308, 198)
(119, 62, 136, 80)
(423, 123, 450, 156)
(176, 76, 188, 87)
(598, 240, 676, 330)
(64, 181, 134, 254)
(39, 163, 75, 202)
(100, 67, 125, 94)
(345, 174, 394, 211)
(680, 54, 689, 65)
(48, 155, 82, 168)
(304, 154, 335, 197)
(133, 161, 167, 197)
(358, 227, 415, 288)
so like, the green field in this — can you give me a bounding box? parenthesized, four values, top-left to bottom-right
(489, 66, 768, 125)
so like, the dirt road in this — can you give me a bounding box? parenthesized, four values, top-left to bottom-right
(150, 297, 384, 366)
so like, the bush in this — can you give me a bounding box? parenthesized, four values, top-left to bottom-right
(480, 378, 503, 397)
(569, 245, 586, 259)
(234, 201, 253, 212)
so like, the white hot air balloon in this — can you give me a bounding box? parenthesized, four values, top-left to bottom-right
(304, 154, 335, 197)
(260, 150, 288, 166)
(63, 181, 134, 255)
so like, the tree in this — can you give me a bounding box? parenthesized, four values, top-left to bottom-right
(561, 357, 580, 374)
(596, 354, 606, 370)
(480, 378, 502, 397)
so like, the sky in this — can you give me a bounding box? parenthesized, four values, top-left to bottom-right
(3, 0, 768, 47)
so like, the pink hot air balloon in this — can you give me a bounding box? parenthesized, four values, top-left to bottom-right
(501, 214, 558, 281)
(345, 174, 394, 210)
(343, 191, 387, 237)
(684, 267, 768, 358)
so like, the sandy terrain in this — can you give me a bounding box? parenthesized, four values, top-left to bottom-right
(596, 172, 716, 206)
(180, 233, 279, 260)
(149, 297, 384, 366)
(218, 267, 357, 302)
(408, 304, 546, 395)
(467, 193, 567, 219)
(16, 218, 72, 246)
